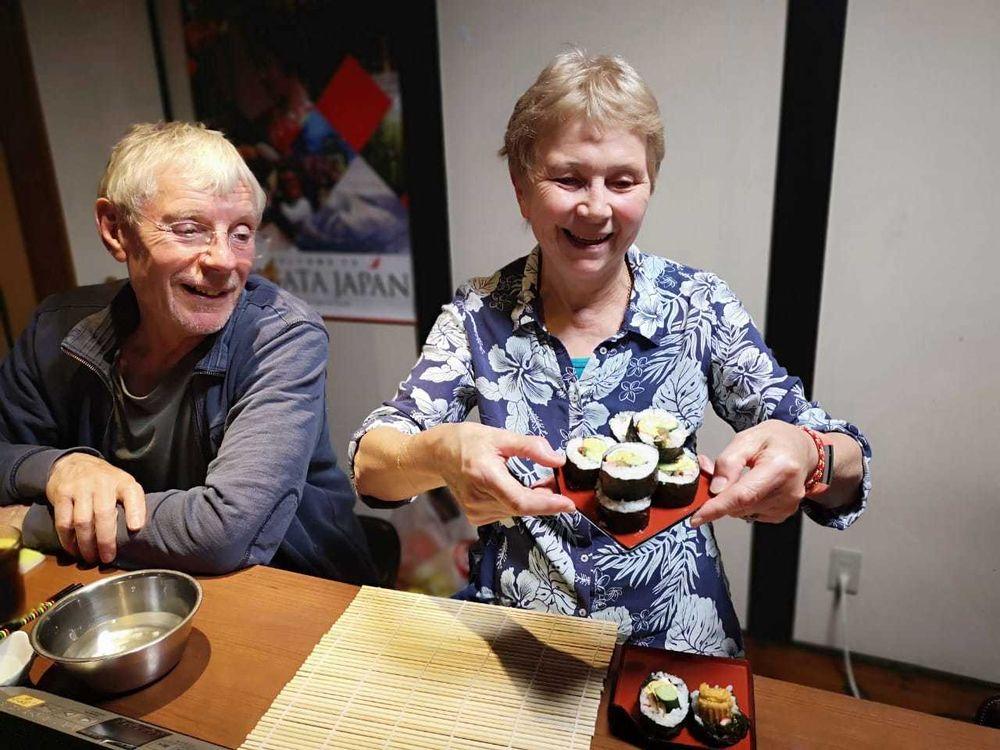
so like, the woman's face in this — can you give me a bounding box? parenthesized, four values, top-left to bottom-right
(514, 120, 651, 282)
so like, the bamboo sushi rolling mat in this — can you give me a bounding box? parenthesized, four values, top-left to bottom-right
(240, 586, 620, 750)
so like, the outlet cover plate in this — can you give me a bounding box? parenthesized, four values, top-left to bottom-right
(827, 547, 861, 594)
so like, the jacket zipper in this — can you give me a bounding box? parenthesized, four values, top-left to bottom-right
(62, 347, 115, 449)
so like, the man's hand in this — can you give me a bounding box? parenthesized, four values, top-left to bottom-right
(433, 424, 575, 526)
(45, 453, 146, 564)
(690, 420, 818, 528)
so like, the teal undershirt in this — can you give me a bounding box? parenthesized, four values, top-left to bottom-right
(571, 356, 591, 380)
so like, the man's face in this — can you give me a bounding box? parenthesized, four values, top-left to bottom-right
(122, 170, 258, 342)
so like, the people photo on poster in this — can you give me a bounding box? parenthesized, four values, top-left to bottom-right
(183, 2, 415, 323)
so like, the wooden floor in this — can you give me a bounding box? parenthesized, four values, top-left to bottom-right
(743, 634, 1000, 726)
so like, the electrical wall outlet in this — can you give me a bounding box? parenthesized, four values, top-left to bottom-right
(827, 547, 861, 594)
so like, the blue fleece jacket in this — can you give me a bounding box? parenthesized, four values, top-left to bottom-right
(0, 276, 376, 582)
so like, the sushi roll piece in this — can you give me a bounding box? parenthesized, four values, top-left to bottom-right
(599, 443, 659, 501)
(564, 435, 616, 490)
(689, 683, 750, 747)
(638, 672, 690, 740)
(633, 409, 689, 462)
(609, 411, 636, 443)
(596, 484, 650, 534)
(653, 450, 700, 508)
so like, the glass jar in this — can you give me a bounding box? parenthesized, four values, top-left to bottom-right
(0, 525, 25, 622)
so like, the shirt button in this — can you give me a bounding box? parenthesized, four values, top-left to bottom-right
(599, 347, 608, 354)
(579, 554, 589, 562)
(578, 607, 588, 616)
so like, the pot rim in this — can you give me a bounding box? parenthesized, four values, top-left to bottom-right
(28, 569, 202, 664)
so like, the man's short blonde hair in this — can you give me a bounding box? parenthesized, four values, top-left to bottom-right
(501, 49, 665, 189)
(99, 122, 266, 222)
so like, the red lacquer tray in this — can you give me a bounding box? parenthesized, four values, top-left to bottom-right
(608, 645, 756, 749)
(554, 467, 713, 549)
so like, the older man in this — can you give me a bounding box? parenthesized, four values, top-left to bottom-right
(0, 122, 376, 582)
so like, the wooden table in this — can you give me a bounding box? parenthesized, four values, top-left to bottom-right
(18, 558, 1000, 749)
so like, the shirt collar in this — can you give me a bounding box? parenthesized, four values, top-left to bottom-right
(509, 245, 672, 346)
(60, 282, 244, 383)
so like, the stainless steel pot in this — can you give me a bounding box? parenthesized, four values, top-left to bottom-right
(30, 569, 202, 693)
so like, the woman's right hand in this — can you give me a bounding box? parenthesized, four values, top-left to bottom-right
(431, 423, 575, 526)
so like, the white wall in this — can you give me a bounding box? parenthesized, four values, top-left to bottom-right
(795, 0, 1000, 682)
(21, 1, 418, 467)
(437, 0, 789, 626)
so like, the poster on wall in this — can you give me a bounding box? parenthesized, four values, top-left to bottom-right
(182, 2, 415, 323)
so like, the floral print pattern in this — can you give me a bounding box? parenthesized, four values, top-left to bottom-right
(350, 246, 872, 654)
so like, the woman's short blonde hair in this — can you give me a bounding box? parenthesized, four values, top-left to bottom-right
(99, 122, 267, 222)
(501, 49, 665, 188)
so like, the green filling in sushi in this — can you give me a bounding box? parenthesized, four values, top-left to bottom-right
(638, 672, 689, 740)
(648, 679, 680, 710)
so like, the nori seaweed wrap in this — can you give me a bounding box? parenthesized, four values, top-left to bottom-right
(638, 671, 690, 740)
(599, 443, 659, 501)
(653, 449, 700, 508)
(596, 484, 651, 534)
(564, 435, 616, 490)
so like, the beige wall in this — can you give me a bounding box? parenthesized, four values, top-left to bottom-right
(22, 0, 163, 286)
(795, 0, 1000, 682)
(437, 0, 789, 626)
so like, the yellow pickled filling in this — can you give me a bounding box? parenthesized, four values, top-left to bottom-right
(579, 438, 608, 460)
(660, 455, 697, 476)
(637, 413, 678, 440)
(608, 450, 645, 467)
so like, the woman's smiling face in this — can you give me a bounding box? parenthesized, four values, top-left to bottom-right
(514, 119, 651, 282)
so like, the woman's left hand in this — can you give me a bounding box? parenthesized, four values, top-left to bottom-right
(689, 420, 818, 527)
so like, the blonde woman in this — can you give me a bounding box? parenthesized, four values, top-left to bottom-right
(351, 51, 870, 652)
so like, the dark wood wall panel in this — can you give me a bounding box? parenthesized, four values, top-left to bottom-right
(0, 0, 76, 300)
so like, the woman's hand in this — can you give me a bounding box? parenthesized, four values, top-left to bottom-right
(689, 420, 818, 527)
(432, 423, 575, 526)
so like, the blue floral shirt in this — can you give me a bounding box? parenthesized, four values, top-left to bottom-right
(349, 246, 872, 655)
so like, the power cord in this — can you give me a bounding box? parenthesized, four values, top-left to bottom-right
(837, 570, 862, 699)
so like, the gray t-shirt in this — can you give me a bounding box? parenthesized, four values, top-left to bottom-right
(111, 351, 207, 493)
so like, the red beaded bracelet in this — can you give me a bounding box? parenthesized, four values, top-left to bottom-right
(801, 426, 826, 492)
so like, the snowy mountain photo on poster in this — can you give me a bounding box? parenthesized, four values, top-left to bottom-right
(183, 2, 415, 322)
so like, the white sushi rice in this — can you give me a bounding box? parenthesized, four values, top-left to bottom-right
(635, 408, 688, 452)
(639, 672, 690, 730)
(609, 411, 635, 442)
(566, 435, 615, 471)
(596, 484, 651, 513)
(601, 442, 660, 481)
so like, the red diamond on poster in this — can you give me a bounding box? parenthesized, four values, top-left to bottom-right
(316, 55, 391, 153)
